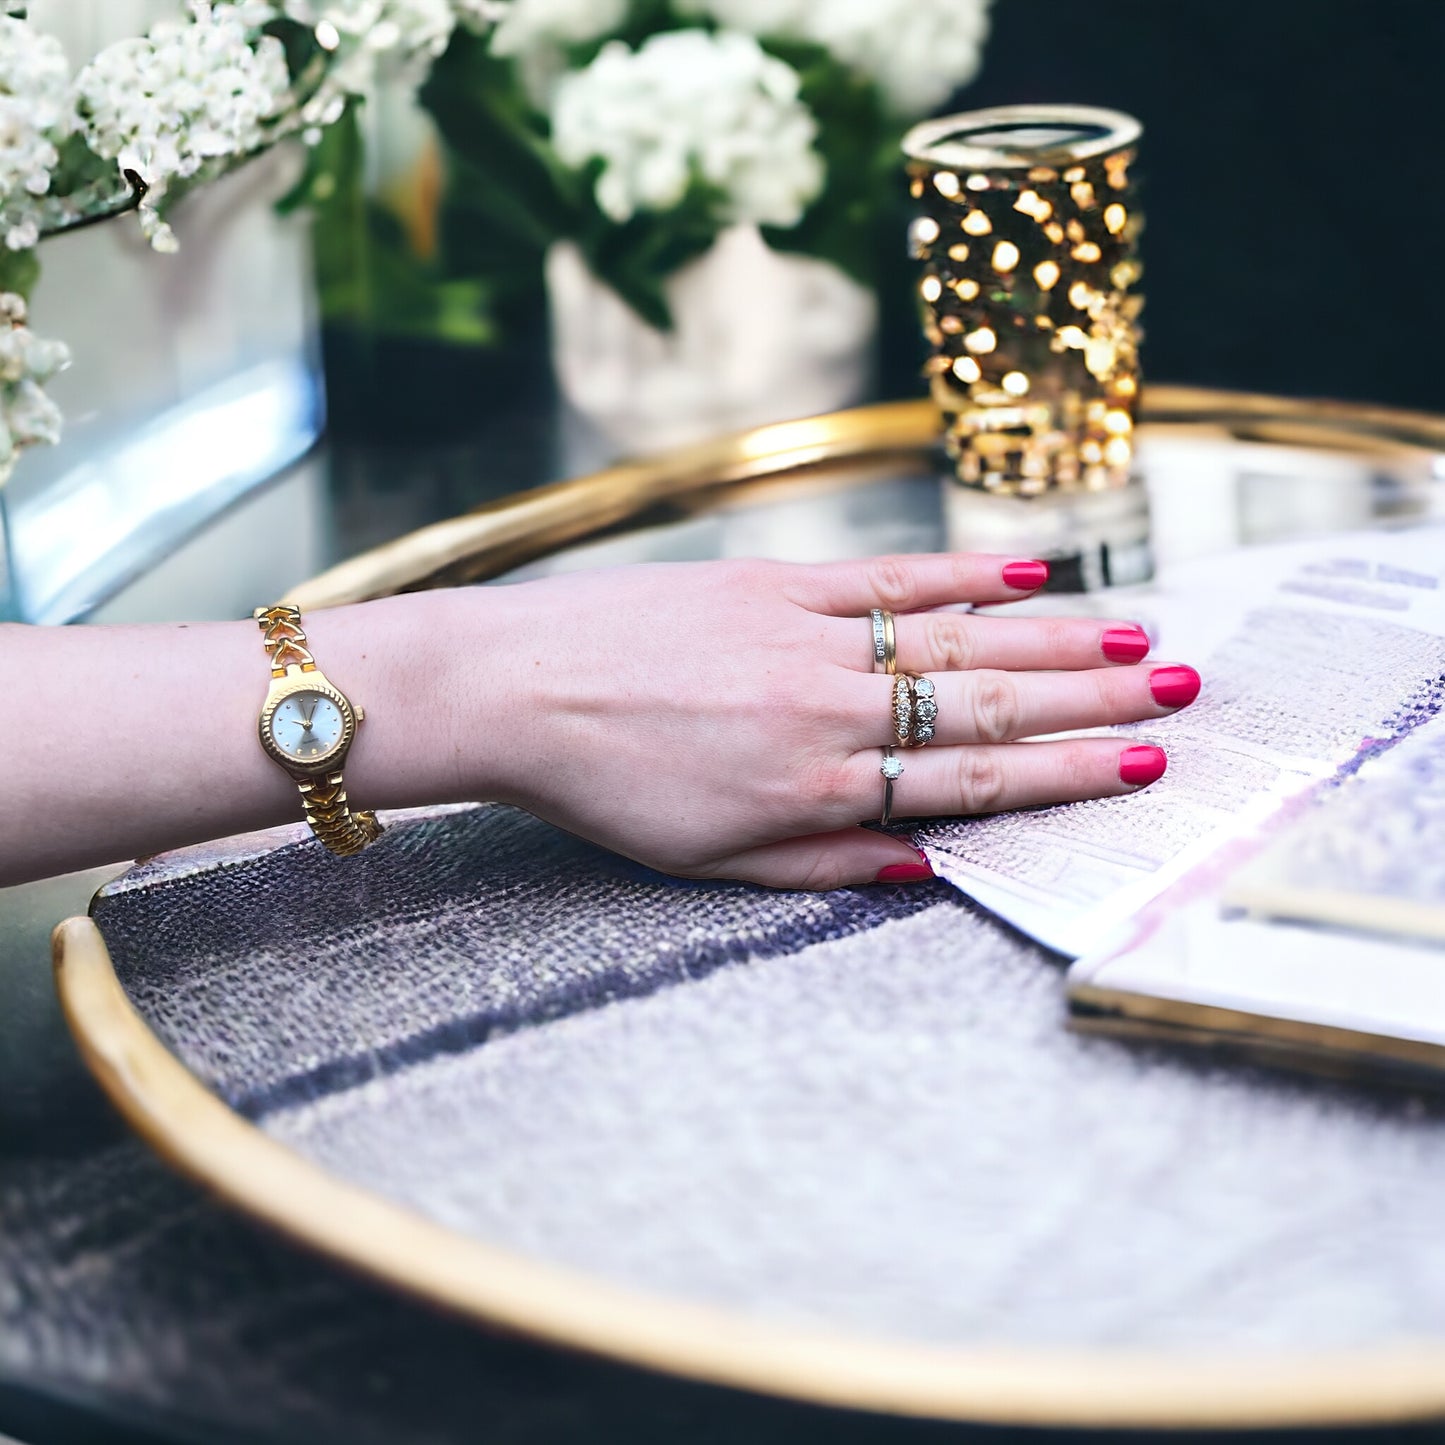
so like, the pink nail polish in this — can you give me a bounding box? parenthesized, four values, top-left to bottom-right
(1101, 626, 1150, 663)
(1149, 664, 1202, 708)
(1001, 559, 1050, 590)
(1119, 744, 1168, 786)
(875, 848, 935, 883)
(875, 862, 935, 883)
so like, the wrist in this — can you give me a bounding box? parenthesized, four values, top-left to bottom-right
(303, 587, 521, 814)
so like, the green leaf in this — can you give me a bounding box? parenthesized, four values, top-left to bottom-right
(0, 247, 39, 300)
(420, 30, 580, 253)
(291, 101, 497, 346)
(574, 183, 721, 332)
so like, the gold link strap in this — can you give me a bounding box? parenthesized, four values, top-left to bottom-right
(298, 773, 383, 857)
(254, 603, 317, 676)
(254, 603, 382, 857)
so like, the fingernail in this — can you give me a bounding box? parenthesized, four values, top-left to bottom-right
(875, 848, 936, 884)
(1149, 664, 1202, 709)
(1001, 559, 1050, 590)
(1101, 626, 1150, 664)
(1119, 744, 1168, 785)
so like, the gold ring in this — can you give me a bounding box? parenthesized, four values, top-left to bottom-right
(869, 608, 897, 675)
(892, 674, 938, 748)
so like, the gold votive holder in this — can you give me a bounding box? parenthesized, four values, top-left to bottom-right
(903, 105, 1144, 497)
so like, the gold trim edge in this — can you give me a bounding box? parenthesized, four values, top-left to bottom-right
(285, 388, 1445, 613)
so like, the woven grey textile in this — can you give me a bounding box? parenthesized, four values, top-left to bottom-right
(83, 804, 1445, 1352)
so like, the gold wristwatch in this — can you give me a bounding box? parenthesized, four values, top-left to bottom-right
(253, 604, 382, 856)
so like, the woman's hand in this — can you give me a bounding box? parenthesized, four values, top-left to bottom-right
(0, 552, 1199, 888)
(465, 552, 1200, 890)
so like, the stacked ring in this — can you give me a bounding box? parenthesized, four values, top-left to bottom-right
(892, 674, 939, 748)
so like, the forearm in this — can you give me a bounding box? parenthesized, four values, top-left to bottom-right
(0, 590, 511, 886)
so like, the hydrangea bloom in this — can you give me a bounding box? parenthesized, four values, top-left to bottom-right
(685, 0, 992, 117)
(74, 3, 290, 190)
(551, 29, 824, 227)
(0, 18, 74, 251)
(0, 291, 70, 487)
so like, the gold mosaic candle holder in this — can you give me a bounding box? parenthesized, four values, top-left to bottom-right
(903, 105, 1144, 496)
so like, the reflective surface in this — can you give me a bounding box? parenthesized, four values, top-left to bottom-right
(501, 397, 1445, 592)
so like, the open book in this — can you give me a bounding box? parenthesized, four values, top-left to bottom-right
(1069, 713, 1445, 1085)
(913, 523, 1445, 1082)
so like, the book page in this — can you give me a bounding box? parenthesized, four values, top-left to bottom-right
(914, 526, 1445, 956)
(1223, 712, 1445, 942)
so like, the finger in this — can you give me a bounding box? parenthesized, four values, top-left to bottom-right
(707, 829, 938, 890)
(781, 553, 1051, 617)
(890, 612, 1152, 674)
(832, 739, 1169, 825)
(847, 662, 1201, 748)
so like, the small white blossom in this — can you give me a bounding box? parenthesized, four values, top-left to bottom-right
(284, 0, 458, 87)
(75, 3, 291, 206)
(685, 0, 992, 117)
(273, 0, 461, 140)
(0, 17, 74, 251)
(0, 291, 70, 488)
(551, 30, 824, 227)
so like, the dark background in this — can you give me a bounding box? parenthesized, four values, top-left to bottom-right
(902, 0, 1445, 411)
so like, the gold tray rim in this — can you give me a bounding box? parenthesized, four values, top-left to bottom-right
(283, 385, 1445, 610)
(56, 387, 1445, 1430)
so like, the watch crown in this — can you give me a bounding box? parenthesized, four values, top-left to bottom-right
(356, 706, 365, 722)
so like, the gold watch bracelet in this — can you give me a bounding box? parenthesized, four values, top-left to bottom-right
(254, 604, 382, 857)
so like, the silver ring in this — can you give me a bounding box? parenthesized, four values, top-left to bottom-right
(869, 608, 896, 675)
(880, 748, 902, 825)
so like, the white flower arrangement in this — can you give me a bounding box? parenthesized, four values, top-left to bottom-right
(0, 0, 992, 484)
(410, 0, 992, 334)
(551, 30, 824, 227)
(0, 0, 492, 483)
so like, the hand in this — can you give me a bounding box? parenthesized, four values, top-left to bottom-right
(466, 553, 1200, 890)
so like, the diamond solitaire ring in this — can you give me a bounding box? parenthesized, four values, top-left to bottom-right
(880, 748, 903, 825)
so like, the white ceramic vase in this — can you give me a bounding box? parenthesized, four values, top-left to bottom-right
(546, 224, 878, 457)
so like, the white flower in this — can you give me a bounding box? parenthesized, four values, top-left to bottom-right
(0, 17, 74, 251)
(75, 3, 291, 201)
(551, 29, 824, 228)
(284, 0, 458, 82)
(685, 0, 992, 117)
(0, 291, 70, 488)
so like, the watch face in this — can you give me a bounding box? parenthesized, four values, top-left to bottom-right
(268, 690, 346, 763)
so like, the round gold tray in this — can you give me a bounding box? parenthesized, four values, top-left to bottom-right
(56, 387, 1445, 1432)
